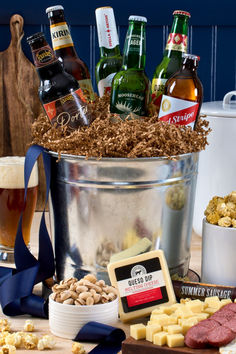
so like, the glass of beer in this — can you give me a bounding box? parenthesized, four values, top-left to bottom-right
(0, 156, 38, 262)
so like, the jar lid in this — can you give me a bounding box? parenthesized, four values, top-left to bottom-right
(46, 5, 64, 14)
(173, 10, 191, 18)
(129, 15, 147, 23)
(26, 32, 45, 44)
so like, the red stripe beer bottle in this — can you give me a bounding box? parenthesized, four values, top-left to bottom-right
(158, 54, 203, 130)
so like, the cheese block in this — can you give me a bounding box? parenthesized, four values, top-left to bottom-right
(107, 250, 176, 322)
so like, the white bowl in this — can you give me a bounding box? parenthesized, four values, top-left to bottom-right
(49, 294, 119, 339)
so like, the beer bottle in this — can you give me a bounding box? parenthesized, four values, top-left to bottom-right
(158, 54, 203, 129)
(95, 7, 122, 97)
(27, 32, 94, 131)
(110, 16, 150, 118)
(46, 5, 95, 103)
(151, 10, 191, 111)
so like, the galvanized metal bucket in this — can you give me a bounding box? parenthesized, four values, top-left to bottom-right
(48, 152, 199, 282)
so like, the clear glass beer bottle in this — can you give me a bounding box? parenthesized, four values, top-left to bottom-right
(95, 6, 122, 97)
(158, 54, 203, 129)
(151, 10, 191, 112)
(27, 32, 94, 131)
(110, 16, 150, 118)
(46, 5, 95, 103)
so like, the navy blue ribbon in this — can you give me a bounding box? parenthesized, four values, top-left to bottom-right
(0, 145, 55, 318)
(74, 321, 126, 354)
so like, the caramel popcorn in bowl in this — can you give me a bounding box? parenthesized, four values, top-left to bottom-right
(205, 192, 236, 227)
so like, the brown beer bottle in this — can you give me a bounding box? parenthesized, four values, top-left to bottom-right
(27, 32, 94, 131)
(158, 54, 203, 129)
(46, 5, 95, 103)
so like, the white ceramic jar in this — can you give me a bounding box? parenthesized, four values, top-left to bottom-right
(193, 91, 236, 236)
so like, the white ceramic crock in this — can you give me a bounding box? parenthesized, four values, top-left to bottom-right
(193, 91, 236, 236)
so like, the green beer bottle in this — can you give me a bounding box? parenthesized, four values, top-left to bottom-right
(110, 15, 150, 118)
(95, 6, 122, 97)
(151, 10, 190, 112)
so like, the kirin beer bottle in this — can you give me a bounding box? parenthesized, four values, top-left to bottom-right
(110, 16, 150, 118)
(46, 5, 95, 103)
(158, 54, 203, 129)
(27, 32, 94, 131)
(95, 6, 122, 97)
(151, 10, 191, 112)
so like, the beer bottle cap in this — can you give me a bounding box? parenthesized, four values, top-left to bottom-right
(173, 10, 191, 18)
(26, 32, 45, 44)
(183, 53, 200, 61)
(46, 5, 64, 14)
(129, 15, 147, 23)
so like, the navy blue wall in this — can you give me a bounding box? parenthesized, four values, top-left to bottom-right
(0, 0, 235, 102)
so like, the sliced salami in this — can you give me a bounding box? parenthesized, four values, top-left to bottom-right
(184, 324, 209, 349)
(207, 326, 235, 347)
(221, 303, 236, 313)
(223, 318, 236, 333)
(212, 310, 235, 324)
(196, 318, 220, 329)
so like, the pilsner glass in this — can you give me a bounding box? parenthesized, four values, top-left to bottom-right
(0, 157, 38, 262)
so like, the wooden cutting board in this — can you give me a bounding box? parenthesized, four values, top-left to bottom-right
(0, 14, 45, 210)
(122, 337, 220, 354)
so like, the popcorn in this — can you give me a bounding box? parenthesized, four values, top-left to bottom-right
(205, 192, 236, 227)
(0, 332, 9, 346)
(37, 335, 56, 350)
(23, 319, 34, 332)
(72, 342, 86, 354)
(5, 333, 21, 348)
(22, 333, 38, 349)
(0, 319, 10, 332)
(0, 344, 16, 354)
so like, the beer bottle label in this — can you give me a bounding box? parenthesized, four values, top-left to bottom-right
(32, 45, 56, 67)
(165, 33, 188, 52)
(98, 72, 116, 97)
(126, 34, 144, 53)
(43, 89, 89, 130)
(50, 22, 74, 50)
(77, 78, 95, 103)
(96, 7, 119, 49)
(159, 95, 199, 128)
(113, 92, 146, 116)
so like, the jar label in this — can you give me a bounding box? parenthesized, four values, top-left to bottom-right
(159, 95, 199, 128)
(98, 72, 116, 97)
(77, 78, 95, 102)
(115, 257, 169, 312)
(96, 7, 119, 49)
(50, 22, 74, 50)
(114, 92, 146, 116)
(43, 88, 89, 130)
(32, 45, 56, 67)
(165, 33, 188, 52)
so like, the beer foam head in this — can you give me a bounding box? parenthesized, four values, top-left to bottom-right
(0, 156, 38, 189)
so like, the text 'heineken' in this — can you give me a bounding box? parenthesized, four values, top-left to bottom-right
(151, 10, 191, 113)
(27, 32, 94, 131)
(95, 6, 122, 97)
(110, 15, 150, 118)
(46, 5, 95, 103)
(159, 54, 203, 129)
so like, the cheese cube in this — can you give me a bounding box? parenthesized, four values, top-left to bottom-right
(130, 324, 146, 340)
(146, 325, 162, 342)
(168, 315, 178, 325)
(220, 299, 232, 308)
(151, 308, 164, 315)
(204, 296, 221, 309)
(167, 333, 185, 347)
(153, 331, 167, 346)
(174, 307, 194, 319)
(194, 313, 209, 321)
(185, 299, 204, 313)
(204, 307, 218, 315)
(181, 319, 199, 334)
(149, 314, 170, 326)
(160, 305, 174, 315)
(166, 325, 183, 334)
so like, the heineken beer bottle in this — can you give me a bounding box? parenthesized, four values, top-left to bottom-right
(151, 10, 190, 112)
(46, 5, 95, 103)
(159, 54, 203, 129)
(95, 7, 122, 97)
(110, 15, 150, 118)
